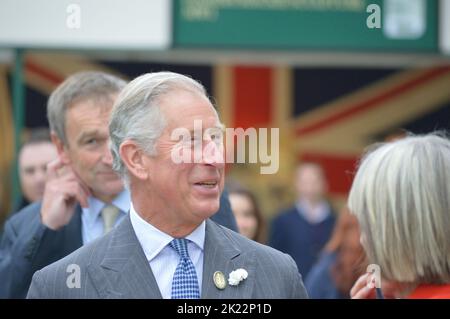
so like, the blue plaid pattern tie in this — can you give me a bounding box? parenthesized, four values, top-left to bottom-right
(169, 238, 201, 299)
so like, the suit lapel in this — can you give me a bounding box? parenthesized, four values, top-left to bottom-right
(64, 205, 83, 253)
(202, 220, 256, 299)
(87, 217, 256, 299)
(87, 216, 162, 299)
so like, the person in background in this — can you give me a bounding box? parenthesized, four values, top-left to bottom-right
(15, 128, 57, 212)
(0, 71, 128, 299)
(228, 182, 266, 243)
(269, 162, 336, 278)
(305, 207, 366, 298)
(350, 133, 450, 299)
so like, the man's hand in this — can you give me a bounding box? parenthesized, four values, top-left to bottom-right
(41, 157, 91, 230)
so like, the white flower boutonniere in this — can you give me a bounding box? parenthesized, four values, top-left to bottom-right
(228, 268, 248, 286)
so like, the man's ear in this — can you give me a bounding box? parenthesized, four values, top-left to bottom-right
(119, 140, 149, 181)
(51, 132, 71, 164)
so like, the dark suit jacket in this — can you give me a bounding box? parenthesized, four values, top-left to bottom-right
(0, 192, 237, 298)
(269, 205, 336, 278)
(27, 217, 308, 299)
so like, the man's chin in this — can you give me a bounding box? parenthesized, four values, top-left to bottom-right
(96, 172, 123, 184)
(94, 182, 124, 197)
(195, 201, 220, 218)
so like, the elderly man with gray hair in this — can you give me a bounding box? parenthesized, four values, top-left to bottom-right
(26, 71, 308, 299)
(349, 133, 450, 299)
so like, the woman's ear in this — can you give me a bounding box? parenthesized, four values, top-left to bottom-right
(119, 140, 149, 181)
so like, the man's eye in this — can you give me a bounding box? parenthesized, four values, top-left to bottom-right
(24, 167, 35, 175)
(85, 139, 97, 145)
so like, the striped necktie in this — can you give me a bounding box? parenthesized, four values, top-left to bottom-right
(101, 204, 120, 234)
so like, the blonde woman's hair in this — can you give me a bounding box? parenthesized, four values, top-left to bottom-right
(348, 132, 450, 284)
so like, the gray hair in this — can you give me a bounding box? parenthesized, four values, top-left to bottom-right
(348, 132, 450, 284)
(47, 71, 126, 145)
(109, 71, 207, 184)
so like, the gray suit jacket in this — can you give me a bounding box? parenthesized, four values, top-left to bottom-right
(27, 216, 308, 299)
(1, 193, 236, 299)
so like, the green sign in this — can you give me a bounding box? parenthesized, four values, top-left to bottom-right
(174, 0, 437, 52)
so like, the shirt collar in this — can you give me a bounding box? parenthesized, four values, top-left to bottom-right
(129, 202, 206, 262)
(111, 189, 131, 214)
(296, 198, 330, 224)
(82, 189, 130, 227)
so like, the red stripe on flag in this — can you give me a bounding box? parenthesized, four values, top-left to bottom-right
(300, 152, 359, 195)
(233, 66, 272, 128)
(25, 60, 64, 85)
(296, 66, 450, 136)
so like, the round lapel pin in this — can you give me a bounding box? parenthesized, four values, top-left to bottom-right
(213, 271, 227, 290)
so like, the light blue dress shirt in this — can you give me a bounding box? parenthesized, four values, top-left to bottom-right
(296, 199, 331, 224)
(129, 202, 205, 299)
(81, 189, 130, 244)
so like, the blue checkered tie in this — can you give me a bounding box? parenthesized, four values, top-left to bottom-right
(169, 238, 200, 299)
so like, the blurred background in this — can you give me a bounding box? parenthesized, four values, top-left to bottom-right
(0, 0, 449, 227)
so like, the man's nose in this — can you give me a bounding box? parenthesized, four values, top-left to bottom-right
(201, 140, 225, 168)
(102, 145, 113, 166)
(35, 167, 47, 182)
